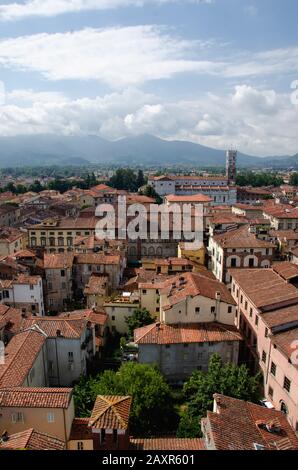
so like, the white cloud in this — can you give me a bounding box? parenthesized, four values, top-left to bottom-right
(0, 27, 297, 89)
(6, 89, 67, 104)
(0, 26, 220, 88)
(0, 85, 297, 156)
(0, 0, 214, 21)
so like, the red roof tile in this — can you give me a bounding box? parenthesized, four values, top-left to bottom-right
(134, 322, 242, 345)
(0, 429, 65, 450)
(0, 388, 72, 408)
(89, 395, 132, 430)
(130, 438, 205, 450)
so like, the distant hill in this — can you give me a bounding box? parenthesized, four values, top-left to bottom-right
(0, 134, 295, 168)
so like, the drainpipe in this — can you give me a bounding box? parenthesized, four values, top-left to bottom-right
(215, 292, 221, 322)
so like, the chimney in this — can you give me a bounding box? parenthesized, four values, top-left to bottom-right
(1, 431, 9, 442)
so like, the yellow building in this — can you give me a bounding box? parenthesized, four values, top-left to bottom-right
(178, 242, 206, 268)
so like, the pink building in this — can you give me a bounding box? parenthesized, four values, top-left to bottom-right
(230, 267, 298, 431)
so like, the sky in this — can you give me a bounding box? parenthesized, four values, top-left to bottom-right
(0, 0, 297, 156)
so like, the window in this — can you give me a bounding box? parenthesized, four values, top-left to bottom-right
(195, 307, 200, 313)
(270, 362, 276, 376)
(283, 376, 291, 393)
(112, 316, 115, 321)
(265, 328, 268, 338)
(228, 306, 232, 313)
(255, 315, 259, 326)
(248, 258, 255, 268)
(231, 258, 237, 268)
(262, 351, 266, 363)
(250, 308, 253, 318)
(113, 429, 118, 443)
(77, 442, 84, 450)
(11, 412, 24, 423)
(165, 345, 170, 349)
(240, 295, 243, 304)
(142, 289, 147, 294)
(211, 306, 215, 313)
(61, 269, 65, 277)
(268, 386, 273, 398)
(47, 412, 55, 423)
(183, 343, 189, 348)
(245, 301, 248, 310)
(100, 429, 106, 444)
(68, 352, 74, 362)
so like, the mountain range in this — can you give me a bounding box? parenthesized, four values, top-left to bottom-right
(0, 134, 296, 169)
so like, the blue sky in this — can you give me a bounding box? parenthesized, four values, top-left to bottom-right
(0, 0, 297, 156)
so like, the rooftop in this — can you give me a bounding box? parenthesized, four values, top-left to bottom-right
(204, 394, 298, 450)
(213, 225, 274, 249)
(21, 317, 88, 339)
(89, 395, 132, 430)
(160, 272, 236, 310)
(229, 268, 298, 311)
(44, 253, 74, 269)
(134, 322, 242, 345)
(130, 438, 205, 450)
(272, 262, 298, 281)
(0, 330, 46, 388)
(166, 194, 213, 203)
(0, 387, 73, 408)
(0, 429, 65, 450)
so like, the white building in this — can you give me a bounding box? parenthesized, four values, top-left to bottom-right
(148, 175, 237, 206)
(0, 274, 45, 316)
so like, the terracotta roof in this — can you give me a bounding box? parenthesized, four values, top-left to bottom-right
(11, 274, 41, 286)
(69, 418, 93, 441)
(0, 330, 46, 388)
(0, 429, 65, 450)
(272, 262, 298, 280)
(210, 214, 248, 225)
(89, 395, 132, 430)
(263, 205, 298, 219)
(229, 268, 298, 311)
(0, 305, 24, 333)
(166, 194, 213, 203)
(0, 227, 23, 243)
(205, 394, 298, 450)
(0, 387, 72, 408)
(261, 304, 298, 330)
(13, 249, 36, 258)
(44, 253, 74, 269)
(75, 253, 120, 265)
(84, 274, 109, 295)
(269, 230, 298, 241)
(160, 272, 236, 309)
(213, 225, 274, 249)
(58, 308, 108, 326)
(232, 203, 265, 211)
(130, 438, 205, 450)
(271, 328, 298, 367)
(21, 317, 87, 338)
(134, 322, 242, 345)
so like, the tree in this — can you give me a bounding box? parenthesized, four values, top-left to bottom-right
(141, 184, 162, 204)
(73, 363, 177, 435)
(289, 172, 298, 186)
(177, 354, 262, 438)
(29, 180, 43, 193)
(136, 169, 146, 189)
(125, 308, 154, 338)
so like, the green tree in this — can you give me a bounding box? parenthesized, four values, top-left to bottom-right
(177, 354, 262, 438)
(29, 180, 43, 193)
(289, 172, 298, 186)
(136, 169, 146, 188)
(125, 308, 154, 338)
(141, 184, 162, 204)
(73, 363, 177, 435)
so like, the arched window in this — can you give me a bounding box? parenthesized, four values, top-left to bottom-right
(49, 237, 55, 247)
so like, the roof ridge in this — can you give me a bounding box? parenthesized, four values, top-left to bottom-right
(135, 322, 158, 343)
